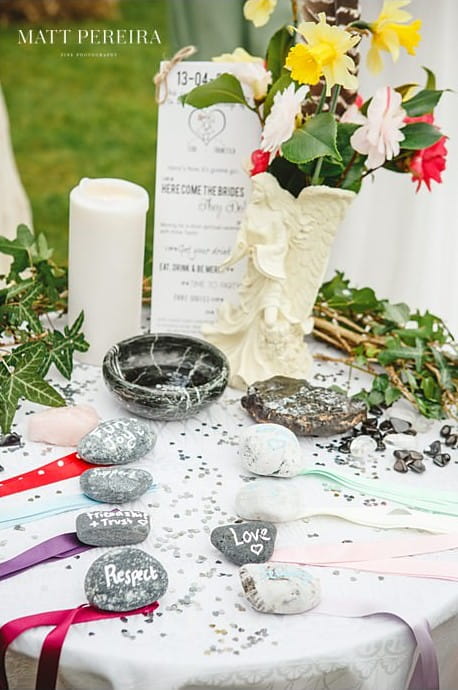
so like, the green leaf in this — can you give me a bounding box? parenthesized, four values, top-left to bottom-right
(394, 83, 419, 99)
(382, 302, 410, 325)
(0, 235, 29, 276)
(378, 338, 425, 372)
(263, 72, 292, 119)
(181, 73, 250, 109)
(385, 384, 401, 406)
(422, 66, 436, 91)
(35, 233, 54, 261)
(266, 26, 294, 83)
(421, 375, 442, 402)
(282, 113, 340, 165)
(20, 376, 66, 408)
(17, 224, 35, 249)
(400, 123, 443, 150)
(402, 89, 444, 116)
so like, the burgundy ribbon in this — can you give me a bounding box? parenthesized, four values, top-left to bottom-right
(0, 602, 159, 690)
(0, 533, 91, 581)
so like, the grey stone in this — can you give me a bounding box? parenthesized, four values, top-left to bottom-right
(77, 418, 156, 465)
(84, 548, 168, 611)
(241, 376, 366, 436)
(76, 510, 150, 546)
(80, 467, 153, 504)
(211, 521, 276, 566)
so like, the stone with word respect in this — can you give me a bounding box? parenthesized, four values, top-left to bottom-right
(76, 510, 150, 547)
(235, 479, 304, 522)
(78, 418, 156, 465)
(85, 548, 168, 612)
(241, 376, 366, 436)
(211, 521, 277, 566)
(239, 562, 321, 615)
(28, 404, 100, 446)
(239, 424, 303, 478)
(80, 467, 153, 504)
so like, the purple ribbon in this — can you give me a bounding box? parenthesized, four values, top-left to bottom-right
(0, 533, 91, 581)
(315, 599, 439, 690)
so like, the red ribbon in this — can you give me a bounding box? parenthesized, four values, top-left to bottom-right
(0, 453, 98, 498)
(0, 601, 159, 690)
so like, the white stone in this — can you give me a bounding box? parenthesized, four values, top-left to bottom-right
(384, 433, 419, 450)
(349, 434, 377, 459)
(235, 479, 304, 522)
(239, 423, 303, 478)
(240, 562, 321, 614)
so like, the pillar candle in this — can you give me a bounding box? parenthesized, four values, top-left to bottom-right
(68, 178, 149, 365)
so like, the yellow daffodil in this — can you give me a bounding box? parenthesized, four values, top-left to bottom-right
(285, 13, 359, 95)
(367, 0, 422, 73)
(243, 0, 277, 28)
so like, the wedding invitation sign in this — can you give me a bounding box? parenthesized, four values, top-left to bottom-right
(151, 61, 261, 335)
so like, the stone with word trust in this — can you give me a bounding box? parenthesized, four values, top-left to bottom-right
(76, 510, 150, 547)
(84, 548, 168, 612)
(211, 521, 277, 566)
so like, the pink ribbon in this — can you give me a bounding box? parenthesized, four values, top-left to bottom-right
(0, 602, 159, 690)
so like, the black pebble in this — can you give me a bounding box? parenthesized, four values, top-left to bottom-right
(445, 434, 457, 448)
(424, 440, 441, 457)
(376, 441, 386, 452)
(408, 451, 424, 462)
(394, 458, 408, 473)
(379, 420, 394, 432)
(440, 425, 452, 438)
(394, 449, 410, 460)
(433, 453, 451, 467)
(0, 433, 21, 447)
(369, 406, 384, 417)
(409, 459, 426, 473)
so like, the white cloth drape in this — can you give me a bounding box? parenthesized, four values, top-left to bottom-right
(328, 0, 458, 335)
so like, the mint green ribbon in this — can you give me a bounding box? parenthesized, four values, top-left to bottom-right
(299, 468, 458, 517)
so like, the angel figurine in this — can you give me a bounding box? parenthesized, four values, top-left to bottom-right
(202, 172, 354, 388)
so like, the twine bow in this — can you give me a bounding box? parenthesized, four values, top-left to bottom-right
(153, 45, 197, 104)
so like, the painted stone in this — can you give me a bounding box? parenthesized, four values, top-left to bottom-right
(84, 548, 168, 612)
(242, 376, 366, 436)
(239, 423, 303, 477)
(210, 521, 276, 566)
(78, 418, 156, 465)
(76, 510, 150, 547)
(80, 467, 153, 504)
(239, 562, 321, 614)
(235, 479, 304, 522)
(103, 334, 229, 421)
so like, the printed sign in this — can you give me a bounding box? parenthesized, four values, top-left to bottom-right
(151, 61, 261, 334)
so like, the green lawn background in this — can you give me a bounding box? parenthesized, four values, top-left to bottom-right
(0, 0, 168, 268)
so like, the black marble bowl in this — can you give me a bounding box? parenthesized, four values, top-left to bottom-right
(103, 334, 229, 421)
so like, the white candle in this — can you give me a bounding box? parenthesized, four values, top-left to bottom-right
(68, 177, 149, 365)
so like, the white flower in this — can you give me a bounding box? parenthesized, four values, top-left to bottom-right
(261, 83, 308, 161)
(350, 86, 406, 169)
(340, 103, 366, 125)
(213, 47, 272, 101)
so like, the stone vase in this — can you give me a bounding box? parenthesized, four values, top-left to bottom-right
(202, 172, 355, 389)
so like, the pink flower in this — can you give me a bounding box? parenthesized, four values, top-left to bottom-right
(250, 149, 270, 176)
(350, 86, 406, 168)
(261, 83, 308, 161)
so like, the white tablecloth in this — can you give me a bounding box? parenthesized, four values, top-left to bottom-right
(1, 345, 458, 690)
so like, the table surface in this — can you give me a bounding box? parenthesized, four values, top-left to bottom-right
(1, 343, 458, 690)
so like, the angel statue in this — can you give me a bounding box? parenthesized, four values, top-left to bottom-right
(202, 172, 354, 389)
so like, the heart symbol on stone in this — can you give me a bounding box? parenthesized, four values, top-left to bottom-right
(188, 108, 226, 145)
(250, 543, 263, 556)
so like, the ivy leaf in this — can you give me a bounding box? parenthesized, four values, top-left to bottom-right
(282, 113, 340, 165)
(382, 302, 410, 325)
(0, 235, 29, 277)
(4, 281, 43, 334)
(42, 312, 89, 379)
(181, 73, 250, 109)
(0, 343, 65, 433)
(266, 26, 294, 82)
(17, 224, 35, 249)
(400, 122, 443, 150)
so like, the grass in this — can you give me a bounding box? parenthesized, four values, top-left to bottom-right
(0, 0, 169, 267)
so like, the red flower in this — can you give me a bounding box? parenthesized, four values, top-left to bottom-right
(408, 137, 447, 191)
(354, 93, 364, 108)
(249, 149, 270, 176)
(404, 113, 447, 191)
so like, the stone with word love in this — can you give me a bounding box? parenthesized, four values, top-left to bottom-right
(239, 423, 303, 478)
(211, 521, 277, 566)
(78, 418, 156, 465)
(76, 510, 150, 547)
(85, 548, 168, 612)
(80, 467, 153, 504)
(240, 562, 321, 615)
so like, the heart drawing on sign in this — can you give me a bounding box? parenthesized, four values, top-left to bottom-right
(188, 108, 226, 145)
(250, 543, 263, 556)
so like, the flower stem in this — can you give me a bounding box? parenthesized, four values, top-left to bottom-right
(311, 84, 341, 185)
(291, 0, 298, 25)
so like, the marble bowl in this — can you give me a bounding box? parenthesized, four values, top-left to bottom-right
(103, 334, 230, 421)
